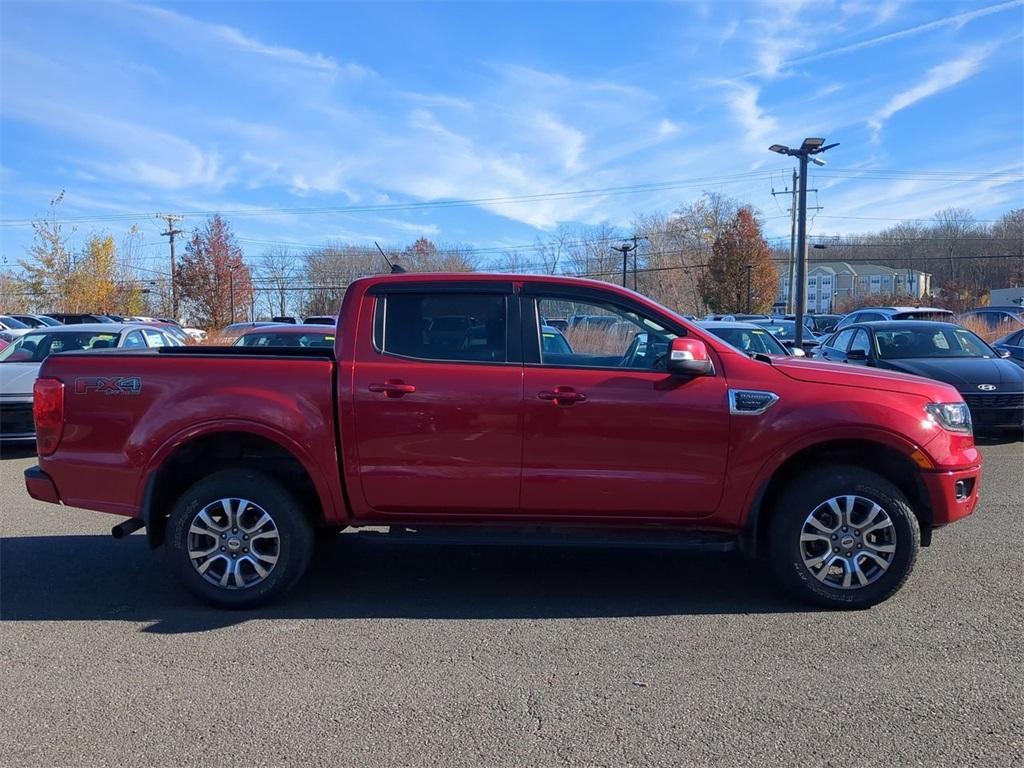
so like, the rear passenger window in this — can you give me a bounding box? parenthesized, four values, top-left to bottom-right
(831, 329, 856, 350)
(377, 293, 507, 363)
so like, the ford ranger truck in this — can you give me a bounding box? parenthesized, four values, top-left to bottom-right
(24, 274, 982, 609)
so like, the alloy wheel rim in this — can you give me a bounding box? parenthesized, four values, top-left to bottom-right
(187, 498, 280, 590)
(799, 495, 897, 590)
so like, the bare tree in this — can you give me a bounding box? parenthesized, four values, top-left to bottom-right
(256, 247, 299, 318)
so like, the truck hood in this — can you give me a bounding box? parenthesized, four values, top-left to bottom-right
(0, 362, 41, 399)
(771, 358, 955, 400)
(878, 357, 1024, 394)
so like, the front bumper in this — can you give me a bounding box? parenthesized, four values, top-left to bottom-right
(24, 465, 61, 504)
(0, 400, 35, 441)
(921, 464, 982, 526)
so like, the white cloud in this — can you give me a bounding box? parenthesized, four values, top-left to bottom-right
(781, 0, 1020, 72)
(868, 48, 993, 135)
(721, 82, 778, 143)
(125, 2, 369, 78)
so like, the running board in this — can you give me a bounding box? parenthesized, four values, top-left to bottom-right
(347, 525, 737, 553)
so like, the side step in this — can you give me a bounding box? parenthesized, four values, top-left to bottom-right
(347, 525, 737, 553)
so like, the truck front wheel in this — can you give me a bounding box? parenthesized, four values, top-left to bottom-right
(166, 469, 314, 608)
(768, 465, 920, 609)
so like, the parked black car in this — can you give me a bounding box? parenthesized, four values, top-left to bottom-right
(785, 313, 842, 334)
(44, 312, 116, 324)
(750, 319, 821, 354)
(698, 320, 803, 356)
(993, 327, 1024, 365)
(816, 321, 1023, 432)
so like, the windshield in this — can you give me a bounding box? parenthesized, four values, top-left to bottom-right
(710, 327, 788, 356)
(235, 331, 335, 348)
(0, 331, 121, 362)
(0, 315, 30, 329)
(752, 320, 803, 340)
(875, 327, 994, 359)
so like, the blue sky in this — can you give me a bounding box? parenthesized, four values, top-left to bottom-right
(1, 0, 1021, 272)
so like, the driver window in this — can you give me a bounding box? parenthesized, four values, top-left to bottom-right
(535, 297, 677, 370)
(849, 329, 871, 356)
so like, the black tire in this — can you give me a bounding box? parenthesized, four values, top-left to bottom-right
(166, 469, 314, 609)
(768, 465, 920, 609)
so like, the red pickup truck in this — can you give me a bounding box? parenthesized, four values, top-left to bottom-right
(25, 273, 982, 609)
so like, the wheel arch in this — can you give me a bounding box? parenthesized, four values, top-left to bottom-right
(141, 426, 333, 548)
(740, 437, 933, 558)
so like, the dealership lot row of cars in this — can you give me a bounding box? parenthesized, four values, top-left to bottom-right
(2, 301, 1022, 446)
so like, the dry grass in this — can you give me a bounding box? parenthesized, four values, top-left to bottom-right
(957, 316, 1013, 344)
(564, 323, 634, 355)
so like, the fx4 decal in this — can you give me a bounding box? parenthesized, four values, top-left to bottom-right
(75, 376, 143, 396)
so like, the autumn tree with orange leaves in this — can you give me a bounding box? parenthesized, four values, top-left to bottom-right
(699, 207, 778, 314)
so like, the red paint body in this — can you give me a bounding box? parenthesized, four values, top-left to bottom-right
(27, 274, 981, 537)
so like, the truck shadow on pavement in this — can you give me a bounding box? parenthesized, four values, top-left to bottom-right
(0, 533, 807, 634)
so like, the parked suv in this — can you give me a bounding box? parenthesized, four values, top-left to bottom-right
(835, 306, 953, 331)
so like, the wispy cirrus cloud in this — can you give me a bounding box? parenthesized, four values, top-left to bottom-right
(124, 2, 370, 78)
(868, 46, 994, 136)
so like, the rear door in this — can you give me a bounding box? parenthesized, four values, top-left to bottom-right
(519, 286, 730, 519)
(818, 328, 856, 362)
(350, 282, 524, 516)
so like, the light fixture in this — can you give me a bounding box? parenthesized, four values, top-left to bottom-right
(800, 137, 826, 151)
(769, 144, 790, 155)
(808, 155, 826, 166)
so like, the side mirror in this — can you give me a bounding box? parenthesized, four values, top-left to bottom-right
(847, 349, 868, 361)
(790, 346, 806, 357)
(997, 349, 1011, 359)
(667, 337, 713, 376)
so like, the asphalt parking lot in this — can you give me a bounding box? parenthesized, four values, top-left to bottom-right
(1, 440, 1021, 767)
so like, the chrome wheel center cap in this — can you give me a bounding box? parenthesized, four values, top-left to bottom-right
(226, 537, 243, 552)
(840, 535, 855, 550)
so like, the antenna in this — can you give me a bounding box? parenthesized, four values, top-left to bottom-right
(374, 241, 406, 273)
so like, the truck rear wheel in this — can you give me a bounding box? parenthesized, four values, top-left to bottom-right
(166, 469, 314, 608)
(768, 465, 920, 609)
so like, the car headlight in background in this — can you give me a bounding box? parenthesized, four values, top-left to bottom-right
(925, 402, 973, 433)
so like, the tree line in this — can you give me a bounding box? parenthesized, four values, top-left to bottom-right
(2, 191, 1020, 328)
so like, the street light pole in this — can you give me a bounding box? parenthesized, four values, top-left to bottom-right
(229, 265, 238, 324)
(768, 138, 839, 347)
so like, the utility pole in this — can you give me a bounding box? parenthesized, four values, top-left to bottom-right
(611, 242, 636, 288)
(768, 138, 838, 347)
(772, 172, 820, 314)
(745, 264, 753, 313)
(157, 214, 184, 320)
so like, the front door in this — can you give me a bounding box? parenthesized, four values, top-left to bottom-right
(351, 285, 523, 516)
(521, 291, 730, 519)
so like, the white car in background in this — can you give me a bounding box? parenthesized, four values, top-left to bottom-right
(0, 323, 180, 443)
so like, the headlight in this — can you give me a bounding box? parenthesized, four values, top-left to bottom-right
(925, 402, 972, 433)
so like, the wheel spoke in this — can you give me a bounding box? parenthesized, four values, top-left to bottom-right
(807, 515, 836, 534)
(800, 532, 831, 544)
(863, 540, 896, 554)
(863, 517, 894, 537)
(249, 530, 279, 543)
(245, 556, 269, 579)
(197, 554, 224, 575)
(197, 508, 228, 533)
(857, 503, 884, 531)
(843, 496, 856, 527)
(840, 558, 853, 588)
(220, 498, 236, 528)
(814, 555, 837, 582)
(241, 511, 272, 534)
(850, 555, 869, 587)
(189, 542, 219, 559)
(860, 550, 891, 572)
